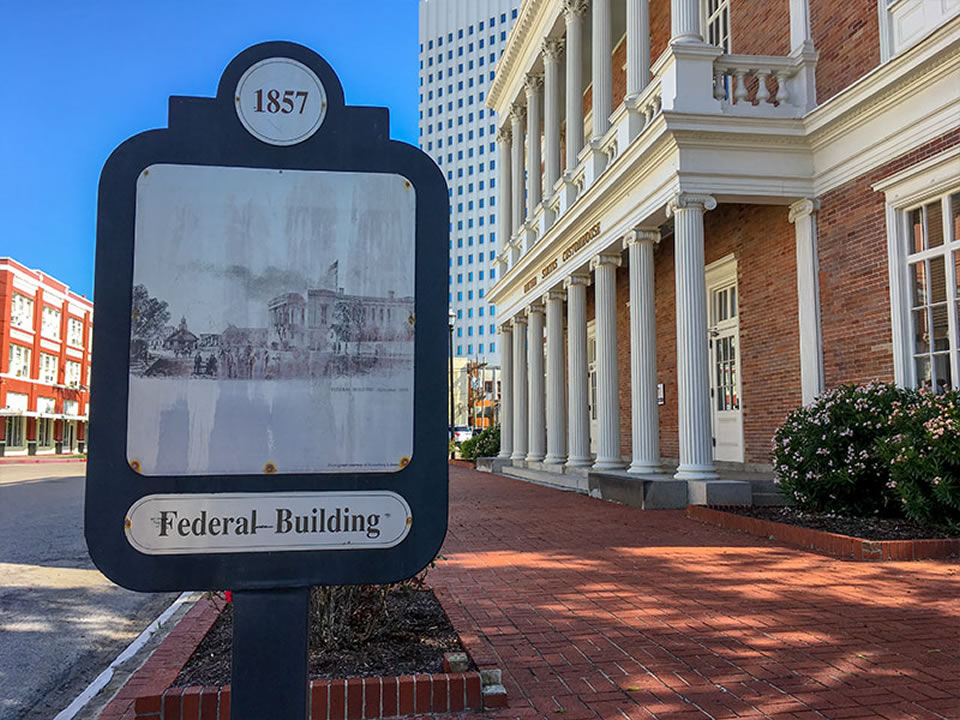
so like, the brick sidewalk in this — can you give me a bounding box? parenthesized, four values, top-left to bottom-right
(435, 465, 960, 720)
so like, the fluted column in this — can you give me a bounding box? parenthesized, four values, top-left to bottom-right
(526, 303, 546, 462)
(498, 325, 514, 459)
(591, 0, 613, 140)
(790, 198, 824, 404)
(562, 0, 588, 172)
(624, 229, 661, 474)
(524, 75, 544, 216)
(626, 0, 651, 97)
(671, 0, 703, 43)
(496, 126, 513, 261)
(510, 105, 526, 233)
(511, 315, 529, 460)
(590, 252, 624, 470)
(668, 193, 717, 480)
(565, 273, 592, 467)
(544, 290, 567, 464)
(543, 39, 564, 195)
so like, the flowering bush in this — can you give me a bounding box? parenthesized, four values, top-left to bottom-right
(771, 382, 914, 518)
(879, 391, 960, 531)
(459, 424, 500, 461)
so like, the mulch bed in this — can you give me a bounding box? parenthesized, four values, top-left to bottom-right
(726, 506, 957, 540)
(174, 589, 470, 688)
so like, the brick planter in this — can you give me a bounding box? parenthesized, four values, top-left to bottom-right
(687, 505, 960, 561)
(133, 672, 488, 719)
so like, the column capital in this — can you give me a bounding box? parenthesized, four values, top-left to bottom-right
(512, 314, 528, 328)
(562, 0, 590, 19)
(496, 124, 512, 143)
(623, 227, 661, 249)
(509, 103, 526, 124)
(498, 323, 513, 335)
(590, 251, 622, 271)
(524, 73, 544, 95)
(546, 289, 566, 303)
(667, 193, 717, 217)
(789, 197, 821, 223)
(564, 272, 592, 289)
(525, 300, 545, 316)
(543, 37, 565, 61)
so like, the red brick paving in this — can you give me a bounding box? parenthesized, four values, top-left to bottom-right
(434, 466, 960, 720)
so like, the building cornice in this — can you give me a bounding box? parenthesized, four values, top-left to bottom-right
(489, 0, 560, 115)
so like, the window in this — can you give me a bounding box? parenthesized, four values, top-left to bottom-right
(41, 306, 61, 340)
(65, 360, 82, 388)
(11, 293, 33, 331)
(40, 353, 58, 384)
(703, 0, 731, 53)
(37, 416, 54, 449)
(5, 416, 25, 449)
(882, 0, 960, 60)
(8, 344, 31, 378)
(903, 192, 960, 392)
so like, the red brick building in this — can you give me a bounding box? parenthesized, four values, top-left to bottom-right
(484, 0, 960, 504)
(0, 258, 93, 456)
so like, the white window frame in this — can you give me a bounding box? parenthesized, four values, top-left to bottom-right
(878, 0, 960, 62)
(702, 0, 731, 53)
(875, 147, 960, 389)
(65, 360, 82, 388)
(67, 317, 84, 348)
(11, 293, 34, 332)
(40, 353, 58, 385)
(8, 344, 31, 378)
(37, 417, 54, 449)
(41, 306, 61, 341)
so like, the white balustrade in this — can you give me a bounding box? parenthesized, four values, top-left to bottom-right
(712, 55, 805, 116)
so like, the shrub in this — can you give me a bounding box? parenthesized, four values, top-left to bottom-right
(771, 382, 914, 517)
(880, 391, 960, 531)
(458, 435, 477, 460)
(473, 424, 500, 458)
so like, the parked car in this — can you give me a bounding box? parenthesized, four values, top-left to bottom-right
(453, 426, 473, 443)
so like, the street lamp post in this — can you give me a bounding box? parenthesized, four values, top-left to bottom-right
(448, 309, 455, 459)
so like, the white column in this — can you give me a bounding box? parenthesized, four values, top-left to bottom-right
(496, 126, 513, 263)
(590, 252, 624, 470)
(565, 273, 592, 467)
(511, 315, 529, 461)
(790, 198, 824, 404)
(591, 0, 613, 141)
(544, 290, 567, 464)
(498, 324, 513, 459)
(543, 39, 564, 196)
(626, 0, 651, 97)
(624, 229, 662, 474)
(526, 303, 546, 462)
(668, 193, 717, 480)
(789, 0, 814, 52)
(524, 74, 544, 216)
(510, 105, 526, 233)
(671, 0, 703, 43)
(562, 0, 588, 173)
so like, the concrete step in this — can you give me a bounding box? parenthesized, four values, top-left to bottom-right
(501, 466, 586, 492)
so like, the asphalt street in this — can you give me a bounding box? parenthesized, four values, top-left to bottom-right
(0, 463, 177, 720)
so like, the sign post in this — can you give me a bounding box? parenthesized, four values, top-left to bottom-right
(86, 42, 449, 717)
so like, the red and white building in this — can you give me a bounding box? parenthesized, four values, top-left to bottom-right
(0, 258, 93, 456)
(486, 0, 960, 504)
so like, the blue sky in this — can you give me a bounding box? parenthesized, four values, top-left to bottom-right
(0, 0, 421, 299)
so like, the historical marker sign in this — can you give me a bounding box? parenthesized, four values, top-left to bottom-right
(86, 42, 449, 592)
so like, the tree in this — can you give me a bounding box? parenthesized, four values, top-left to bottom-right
(131, 285, 171, 342)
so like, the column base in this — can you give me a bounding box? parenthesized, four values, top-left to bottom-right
(592, 458, 626, 471)
(628, 461, 664, 475)
(497, 451, 511, 460)
(510, 451, 527, 461)
(543, 454, 566, 465)
(565, 456, 593, 468)
(525, 453, 545, 463)
(674, 464, 718, 481)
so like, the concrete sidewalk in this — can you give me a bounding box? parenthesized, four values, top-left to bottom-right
(436, 465, 960, 720)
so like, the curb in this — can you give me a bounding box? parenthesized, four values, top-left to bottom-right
(687, 505, 960, 560)
(0, 456, 87, 465)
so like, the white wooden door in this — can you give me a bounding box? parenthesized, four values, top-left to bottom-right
(587, 321, 598, 456)
(707, 260, 743, 462)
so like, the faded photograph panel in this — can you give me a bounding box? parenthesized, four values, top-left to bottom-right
(128, 165, 416, 475)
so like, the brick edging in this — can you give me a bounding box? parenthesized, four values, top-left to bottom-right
(686, 505, 960, 561)
(133, 672, 490, 719)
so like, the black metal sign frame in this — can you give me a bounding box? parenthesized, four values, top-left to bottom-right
(86, 42, 449, 594)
